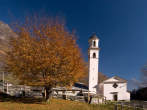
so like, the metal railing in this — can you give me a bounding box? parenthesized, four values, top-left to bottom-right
(113, 101, 147, 110)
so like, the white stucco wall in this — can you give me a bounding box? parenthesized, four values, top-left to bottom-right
(88, 39, 99, 94)
(103, 83, 130, 101)
(53, 90, 80, 96)
(89, 39, 99, 48)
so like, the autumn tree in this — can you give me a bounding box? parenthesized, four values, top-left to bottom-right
(4, 16, 86, 100)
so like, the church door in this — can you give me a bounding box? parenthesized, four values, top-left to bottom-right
(113, 94, 118, 101)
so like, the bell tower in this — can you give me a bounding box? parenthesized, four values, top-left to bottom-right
(88, 34, 99, 93)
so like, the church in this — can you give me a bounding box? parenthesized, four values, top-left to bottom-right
(52, 34, 130, 101)
(88, 34, 130, 101)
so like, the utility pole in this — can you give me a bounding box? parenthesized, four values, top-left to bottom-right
(3, 72, 4, 92)
(6, 83, 8, 94)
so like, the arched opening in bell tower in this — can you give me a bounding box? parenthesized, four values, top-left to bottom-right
(93, 53, 96, 58)
(93, 41, 96, 47)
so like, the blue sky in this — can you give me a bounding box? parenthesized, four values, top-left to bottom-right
(0, 0, 147, 90)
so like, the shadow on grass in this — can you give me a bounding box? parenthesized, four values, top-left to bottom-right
(0, 92, 44, 104)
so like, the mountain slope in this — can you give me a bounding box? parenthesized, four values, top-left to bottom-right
(0, 21, 17, 81)
(0, 21, 17, 65)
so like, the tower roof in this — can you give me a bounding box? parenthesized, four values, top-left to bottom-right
(89, 33, 99, 40)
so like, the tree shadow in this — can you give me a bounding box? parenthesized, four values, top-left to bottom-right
(0, 92, 44, 104)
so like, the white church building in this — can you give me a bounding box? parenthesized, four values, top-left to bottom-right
(88, 34, 130, 101)
(52, 34, 130, 102)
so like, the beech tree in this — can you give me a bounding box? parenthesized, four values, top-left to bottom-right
(5, 16, 86, 100)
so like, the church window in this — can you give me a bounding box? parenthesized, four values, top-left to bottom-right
(93, 41, 96, 47)
(113, 83, 118, 88)
(93, 53, 96, 58)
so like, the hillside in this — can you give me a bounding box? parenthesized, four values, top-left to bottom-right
(0, 21, 17, 80)
(0, 21, 17, 65)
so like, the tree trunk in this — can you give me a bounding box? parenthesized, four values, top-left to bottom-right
(44, 86, 52, 102)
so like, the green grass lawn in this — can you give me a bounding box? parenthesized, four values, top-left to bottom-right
(0, 97, 115, 110)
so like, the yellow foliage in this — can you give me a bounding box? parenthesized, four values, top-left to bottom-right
(5, 16, 87, 88)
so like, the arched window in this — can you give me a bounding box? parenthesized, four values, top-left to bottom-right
(93, 53, 96, 58)
(93, 41, 96, 47)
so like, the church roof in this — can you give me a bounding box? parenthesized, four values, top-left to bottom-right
(53, 82, 88, 91)
(103, 76, 127, 83)
(98, 72, 108, 83)
(74, 82, 88, 90)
